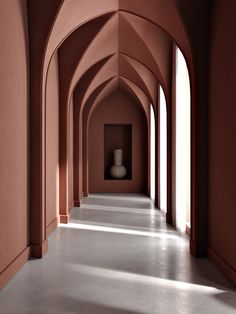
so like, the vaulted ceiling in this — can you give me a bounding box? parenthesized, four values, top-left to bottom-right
(27, 0, 193, 119)
(57, 10, 173, 117)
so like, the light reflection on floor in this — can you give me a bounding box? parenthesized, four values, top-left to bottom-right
(0, 194, 235, 314)
(59, 222, 179, 239)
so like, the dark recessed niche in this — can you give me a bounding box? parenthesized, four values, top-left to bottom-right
(104, 124, 132, 180)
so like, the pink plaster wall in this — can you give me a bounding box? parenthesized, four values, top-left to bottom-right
(89, 91, 148, 193)
(0, 0, 29, 273)
(208, 0, 236, 284)
(46, 52, 60, 229)
(68, 99, 74, 209)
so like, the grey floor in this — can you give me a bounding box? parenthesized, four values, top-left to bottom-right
(0, 194, 236, 314)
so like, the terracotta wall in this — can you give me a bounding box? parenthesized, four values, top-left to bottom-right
(46, 52, 59, 233)
(208, 0, 236, 284)
(89, 91, 149, 193)
(0, 0, 29, 285)
(68, 99, 74, 210)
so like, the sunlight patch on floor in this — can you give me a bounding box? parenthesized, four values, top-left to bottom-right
(68, 264, 224, 294)
(59, 222, 179, 239)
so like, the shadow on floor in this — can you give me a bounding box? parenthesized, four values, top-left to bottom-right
(212, 291, 236, 309)
(47, 296, 145, 314)
(58, 224, 234, 291)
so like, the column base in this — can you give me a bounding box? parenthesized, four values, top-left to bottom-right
(31, 240, 48, 258)
(74, 200, 81, 207)
(60, 214, 69, 224)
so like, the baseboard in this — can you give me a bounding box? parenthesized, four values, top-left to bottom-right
(46, 216, 59, 237)
(190, 239, 207, 257)
(208, 246, 236, 287)
(74, 200, 81, 207)
(60, 214, 69, 224)
(0, 246, 30, 289)
(31, 240, 48, 258)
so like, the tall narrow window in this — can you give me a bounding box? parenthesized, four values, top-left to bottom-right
(160, 86, 167, 213)
(176, 47, 191, 232)
(150, 104, 155, 200)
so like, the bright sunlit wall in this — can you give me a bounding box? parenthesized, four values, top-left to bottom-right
(150, 105, 155, 201)
(150, 87, 167, 213)
(176, 47, 191, 232)
(159, 86, 167, 213)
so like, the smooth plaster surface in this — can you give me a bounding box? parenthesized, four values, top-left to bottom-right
(0, 0, 28, 273)
(46, 52, 60, 229)
(89, 91, 148, 193)
(0, 194, 235, 314)
(68, 99, 74, 210)
(208, 0, 236, 278)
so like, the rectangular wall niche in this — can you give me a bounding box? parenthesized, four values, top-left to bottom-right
(104, 124, 132, 180)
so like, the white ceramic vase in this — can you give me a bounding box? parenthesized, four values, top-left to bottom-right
(109, 149, 127, 179)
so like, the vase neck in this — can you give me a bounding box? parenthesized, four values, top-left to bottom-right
(113, 149, 123, 165)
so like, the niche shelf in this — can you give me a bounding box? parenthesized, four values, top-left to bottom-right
(104, 124, 132, 180)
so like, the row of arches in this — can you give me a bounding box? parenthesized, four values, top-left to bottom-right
(27, 0, 208, 258)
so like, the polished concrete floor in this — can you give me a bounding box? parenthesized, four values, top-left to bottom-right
(0, 194, 236, 314)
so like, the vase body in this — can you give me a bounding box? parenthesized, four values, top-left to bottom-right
(109, 149, 127, 179)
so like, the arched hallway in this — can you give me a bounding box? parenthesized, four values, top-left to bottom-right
(1, 1, 236, 312)
(0, 194, 235, 314)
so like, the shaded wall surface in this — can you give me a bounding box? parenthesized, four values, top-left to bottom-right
(0, 0, 29, 284)
(46, 52, 60, 233)
(208, 0, 236, 284)
(68, 100, 74, 210)
(89, 91, 148, 193)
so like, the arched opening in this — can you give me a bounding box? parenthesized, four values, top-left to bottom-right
(150, 104, 155, 201)
(159, 85, 167, 213)
(42, 11, 194, 235)
(31, 0, 199, 261)
(87, 90, 149, 195)
(175, 46, 191, 233)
